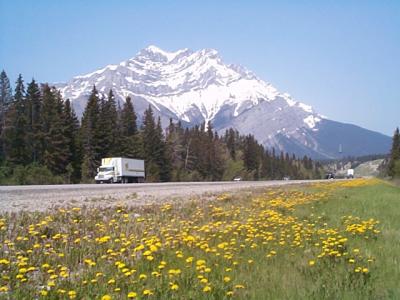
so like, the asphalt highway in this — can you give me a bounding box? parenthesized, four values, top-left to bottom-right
(0, 180, 323, 212)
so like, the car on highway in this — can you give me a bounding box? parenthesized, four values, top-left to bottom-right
(325, 173, 335, 179)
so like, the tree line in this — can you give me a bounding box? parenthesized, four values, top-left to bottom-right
(386, 127, 400, 178)
(0, 71, 322, 184)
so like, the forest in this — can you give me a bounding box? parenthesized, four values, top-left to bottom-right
(0, 71, 323, 184)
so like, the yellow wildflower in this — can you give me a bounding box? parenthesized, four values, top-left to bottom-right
(203, 286, 212, 292)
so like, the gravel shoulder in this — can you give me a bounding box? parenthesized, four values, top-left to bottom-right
(0, 180, 322, 213)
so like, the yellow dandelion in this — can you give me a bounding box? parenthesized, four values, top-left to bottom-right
(234, 284, 245, 289)
(203, 285, 212, 292)
(127, 291, 137, 298)
(68, 290, 77, 299)
(0, 286, 9, 292)
(139, 274, 147, 280)
(143, 289, 153, 296)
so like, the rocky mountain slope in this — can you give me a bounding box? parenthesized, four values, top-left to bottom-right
(56, 46, 391, 159)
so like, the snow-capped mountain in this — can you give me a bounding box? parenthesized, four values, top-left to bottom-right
(57, 46, 391, 159)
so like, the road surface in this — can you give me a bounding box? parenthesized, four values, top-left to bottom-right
(0, 180, 322, 212)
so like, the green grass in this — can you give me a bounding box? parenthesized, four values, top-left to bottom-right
(246, 181, 400, 299)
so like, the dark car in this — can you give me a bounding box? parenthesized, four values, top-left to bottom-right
(325, 173, 335, 179)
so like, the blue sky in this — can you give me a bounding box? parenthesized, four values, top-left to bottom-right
(0, 0, 399, 135)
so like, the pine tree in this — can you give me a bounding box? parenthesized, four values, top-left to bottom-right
(41, 85, 69, 175)
(0, 70, 12, 126)
(165, 119, 187, 180)
(80, 86, 101, 180)
(187, 124, 206, 178)
(226, 128, 236, 160)
(25, 79, 42, 162)
(98, 89, 119, 157)
(388, 127, 400, 177)
(121, 96, 137, 136)
(243, 135, 259, 172)
(204, 122, 225, 180)
(0, 70, 13, 161)
(141, 106, 162, 181)
(2, 75, 30, 165)
(63, 99, 81, 182)
(155, 117, 171, 181)
(120, 96, 141, 157)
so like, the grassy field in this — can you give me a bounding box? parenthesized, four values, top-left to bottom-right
(0, 179, 399, 299)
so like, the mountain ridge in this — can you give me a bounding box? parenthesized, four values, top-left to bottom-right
(57, 45, 391, 159)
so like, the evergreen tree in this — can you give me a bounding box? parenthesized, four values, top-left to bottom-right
(25, 79, 42, 162)
(99, 89, 119, 157)
(243, 135, 259, 172)
(155, 117, 171, 181)
(0, 70, 13, 161)
(205, 122, 225, 180)
(63, 99, 81, 182)
(41, 85, 69, 175)
(120, 96, 141, 157)
(121, 96, 137, 136)
(141, 106, 168, 181)
(225, 128, 236, 160)
(2, 75, 30, 165)
(0, 70, 12, 126)
(165, 118, 186, 180)
(260, 150, 272, 179)
(388, 127, 400, 177)
(80, 86, 101, 180)
(188, 124, 207, 178)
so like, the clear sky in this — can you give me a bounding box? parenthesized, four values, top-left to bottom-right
(0, 0, 399, 136)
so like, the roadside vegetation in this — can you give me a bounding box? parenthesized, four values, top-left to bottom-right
(0, 71, 321, 185)
(0, 178, 398, 299)
(386, 127, 400, 178)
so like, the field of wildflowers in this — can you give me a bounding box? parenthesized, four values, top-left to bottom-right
(0, 178, 398, 299)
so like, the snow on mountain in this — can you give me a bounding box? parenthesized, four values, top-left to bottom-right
(57, 45, 391, 159)
(59, 45, 321, 126)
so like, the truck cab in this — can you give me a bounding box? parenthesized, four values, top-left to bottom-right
(95, 165, 116, 183)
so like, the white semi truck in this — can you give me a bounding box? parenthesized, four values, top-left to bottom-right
(346, 169, 354, 179)
(95, 157, 145, 183)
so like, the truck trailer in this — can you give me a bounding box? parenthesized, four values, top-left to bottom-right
(95, 157, 145, 183)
